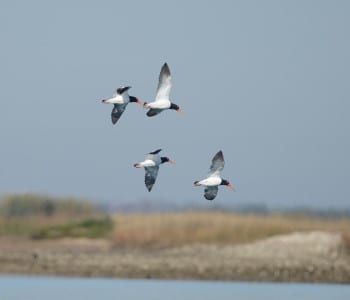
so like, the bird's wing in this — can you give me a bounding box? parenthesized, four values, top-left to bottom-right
(208, 150, 225, 175)
(204, 186, 218, 201)
(155, 63, 172, 102)
(149, 149, 162, 155)
(144, 166, 160, 192)
(116, 86, 131, 95)
(111, 103, 127, 124)
(146, 108, 163, 117)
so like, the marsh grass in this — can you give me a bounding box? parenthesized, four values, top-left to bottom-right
(1, 210, 349, 249)
(0, 215, 113, 239)
(112, 212, 350, 248)
(0, 194, 113, 239)
(31, 217, 114, 239)
(0, 216, 69, 236)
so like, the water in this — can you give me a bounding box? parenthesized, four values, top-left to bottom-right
(0, 275, 349, 300)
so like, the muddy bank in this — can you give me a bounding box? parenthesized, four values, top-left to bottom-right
(0, 231, 349, 283)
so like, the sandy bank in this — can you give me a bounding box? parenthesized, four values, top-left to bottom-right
(0, 231, 349, 283)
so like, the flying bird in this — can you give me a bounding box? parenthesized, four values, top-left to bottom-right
(134, 149, 175, 191)
(194, 150, 235, 200)
(101, 86, 143, 124)
(143, 63, 183, 117)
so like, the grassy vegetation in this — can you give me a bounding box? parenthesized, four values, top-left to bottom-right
(0, 215, 113, 239)
(31, 217, 113, 239)
(112, 212, 350, 248)
(0, 193, 97, 217)
(0, 193, 113, 239)
(1, 194, 349, 247)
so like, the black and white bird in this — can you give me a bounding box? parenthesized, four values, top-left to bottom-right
(143, 63, 183, 117)
(101, 86, 143, 124)
(194, 150, 235, 200)
(134, 149, 175, 192)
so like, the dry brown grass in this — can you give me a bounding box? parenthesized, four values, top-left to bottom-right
(112, 212, 350, 248)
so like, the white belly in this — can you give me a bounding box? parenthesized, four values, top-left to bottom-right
(198, 176, 221, 186)
(149, 99, 171, 109)
(107, 94, 128, 104)
(139, 159, 156, 167)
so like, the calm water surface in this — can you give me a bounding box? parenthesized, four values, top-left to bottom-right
(1, 275, 349, 300)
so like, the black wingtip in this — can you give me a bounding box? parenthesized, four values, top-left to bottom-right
(116, 86, 131, 95)
(111, 112, 119, 124)
(161, 63, 170, 76)
(146, 109, 159, 117)
(204, 194, 215, 201)
(111, 116, 118, 125)
(146, 109, 154, 117)
(214, 150, 224, 160)
(149, 149, 162, 155)
(146, 185, 153, 192)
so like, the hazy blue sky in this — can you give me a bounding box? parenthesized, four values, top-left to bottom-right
(0, 1, 349, 208)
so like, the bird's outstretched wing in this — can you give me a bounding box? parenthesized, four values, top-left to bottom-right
(146, 108, 163, 117)
(111, 103, 127, 124)
(144, 166, 160, 191)
(149, 149, 162, 155)
(155, 63, 172, 102)
(204, 186, 218, 200)
(116, 86, 131, 95)
(209, 150, 225, 175)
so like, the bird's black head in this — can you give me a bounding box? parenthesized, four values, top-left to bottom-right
(221, 179, 229, 186)
(221, 179, 235, 191)
(129, 96, 142, 105)
(161, 157, 176, 165)
(170, 103, 179, 110)
(170, 103, 183, 114)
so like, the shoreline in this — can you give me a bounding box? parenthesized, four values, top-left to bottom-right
(0, 231, 349, 283)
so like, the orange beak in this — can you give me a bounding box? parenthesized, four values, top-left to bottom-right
(177, 108, 184, 115)
(227, 183, 235, 191)
(136, 99, 143, 106)
(168, 159, 176, 165)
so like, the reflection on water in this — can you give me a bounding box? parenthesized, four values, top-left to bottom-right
(0, 275, 350, 300)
